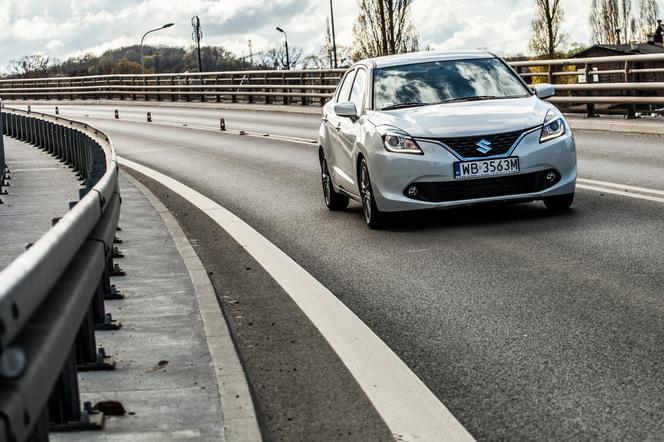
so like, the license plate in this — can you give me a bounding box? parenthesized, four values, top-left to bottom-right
(454, 157, 520, 179)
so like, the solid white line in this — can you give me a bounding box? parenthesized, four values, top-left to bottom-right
(117, 156, 474, 442)
(577, 184, 664, 204)
(577, 178, 664, 197)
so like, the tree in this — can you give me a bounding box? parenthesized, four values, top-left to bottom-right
(528, 0, 567, 58)
(111, 58, 142, 74)
(619, 0, 632, 42)
(352, 0, 419, 60)
(257, 46, 303, 70)
(636, 0, 660, 41)
(602, 0, 621, 44)
(8, 54, 58, 78)
(590, 0, 604, 44)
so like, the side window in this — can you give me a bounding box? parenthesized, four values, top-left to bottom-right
(336, 69, 356, 103)
(349, 69, 367, 111)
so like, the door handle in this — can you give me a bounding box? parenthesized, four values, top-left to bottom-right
(322, 115, 328, 122)
(334, 123, 341, 131)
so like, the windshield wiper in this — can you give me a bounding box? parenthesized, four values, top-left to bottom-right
(441, 95, 502, 104)
(380, 102, 428, 111)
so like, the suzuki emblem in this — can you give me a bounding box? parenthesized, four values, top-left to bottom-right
(475, 139, 493, 154)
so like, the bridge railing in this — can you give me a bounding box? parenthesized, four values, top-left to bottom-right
(0, 107, 120, 441)
(0, 69, 346, 106)
(510, 53, 664, 117)
(1, 54, 663, 116)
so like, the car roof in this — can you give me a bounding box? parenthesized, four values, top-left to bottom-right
(356, 50, 496, 69)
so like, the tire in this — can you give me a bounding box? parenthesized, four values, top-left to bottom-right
(543, 193, 574, 211)
(321, 158, 349, 211)
(359, 159, 387, 229)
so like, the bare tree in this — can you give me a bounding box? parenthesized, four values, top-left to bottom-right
(601, 0, 621, 44)
(636, 0, 661, 41)
(590, 0, 604, 44)
(528, 0, 567, 58)
(257, 46, 303, 70)
(619, 0, 632, 42)
(352, 0, 419, 60)
(8, 54, 59, 78)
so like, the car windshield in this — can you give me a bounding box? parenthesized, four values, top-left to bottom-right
(373, 58, 530, 111)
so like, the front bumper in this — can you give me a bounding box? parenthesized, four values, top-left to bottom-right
(368, 128, 577, 212)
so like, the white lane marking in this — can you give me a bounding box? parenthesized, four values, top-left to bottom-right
(577, 178, 664, 197)
(577, 184, 664, 204)
(118, 156, 474, 442)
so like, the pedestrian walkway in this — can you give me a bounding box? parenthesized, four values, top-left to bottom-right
(51, 173, 232, 441)
(0, 136, 80, 269)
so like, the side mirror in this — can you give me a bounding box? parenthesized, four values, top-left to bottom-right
(334, 101, 358, 119)
(534, 83, 555, 99)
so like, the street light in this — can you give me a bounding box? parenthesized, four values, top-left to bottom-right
(140, 23, 174, 74)
(276, 27, 290, 70)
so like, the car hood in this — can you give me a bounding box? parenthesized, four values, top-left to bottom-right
(368, 96, 553, 138)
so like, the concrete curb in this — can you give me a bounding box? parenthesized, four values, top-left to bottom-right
(123, 171, 263, 442)
(565, 115, 664, 136)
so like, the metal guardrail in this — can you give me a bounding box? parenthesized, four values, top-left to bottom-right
(0, 54, 663, 115)
(0, 112, 5, 203)
(0, 107, 121, 441)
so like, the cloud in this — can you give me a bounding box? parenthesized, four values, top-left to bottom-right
(0, 0, 613, 71)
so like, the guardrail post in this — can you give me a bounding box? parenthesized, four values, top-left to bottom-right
(584, 63, 598, 118)
(624, 60, 637, 119)
(48, 347, 104, 432)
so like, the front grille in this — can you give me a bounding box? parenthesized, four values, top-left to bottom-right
(429, 128, 531, 158)
(406, 169, 560, 203)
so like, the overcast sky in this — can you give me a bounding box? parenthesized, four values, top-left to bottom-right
(0, 0, 662, 73)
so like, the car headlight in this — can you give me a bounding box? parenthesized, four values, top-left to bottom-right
(376, 126, 423, 155)
(540, 110, 566, 143)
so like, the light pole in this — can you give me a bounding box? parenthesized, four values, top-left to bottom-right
(276, 27, 290, 70)
(140, 23, 174, 74)
(329, 0, 338, 68)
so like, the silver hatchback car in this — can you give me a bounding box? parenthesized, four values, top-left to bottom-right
(319, 51, 577, 228)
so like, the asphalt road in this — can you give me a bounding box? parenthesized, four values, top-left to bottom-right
(20, 104, 664, 440)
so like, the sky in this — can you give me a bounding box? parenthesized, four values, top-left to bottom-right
(0, 0, 661, 73)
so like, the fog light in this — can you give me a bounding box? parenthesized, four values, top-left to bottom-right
(407, 186, 418, 197)
(546, 172, 558, 182)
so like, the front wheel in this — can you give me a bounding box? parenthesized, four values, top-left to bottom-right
(359, 159, 387, 229)
(321, 158, 349, 211)
(543, 193, 574, 211)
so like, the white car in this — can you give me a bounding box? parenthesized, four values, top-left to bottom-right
(319, 51, 577, 228)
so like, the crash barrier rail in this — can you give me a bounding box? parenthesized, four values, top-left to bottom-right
(0, 107, 121, 441)
(0, 113, 5, 202)
(1, 54, 664, 116)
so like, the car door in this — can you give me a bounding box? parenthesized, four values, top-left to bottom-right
(335, 67, 368, 197)
(324, 68, 356, 191)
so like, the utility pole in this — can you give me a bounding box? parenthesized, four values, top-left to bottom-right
(329, 0, 338, 68)
(191, 15, 203, 72)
